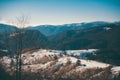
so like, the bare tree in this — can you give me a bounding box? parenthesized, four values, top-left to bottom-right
(13, 14, 30, 80)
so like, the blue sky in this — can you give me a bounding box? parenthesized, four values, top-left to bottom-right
(0, 0, 120, 26)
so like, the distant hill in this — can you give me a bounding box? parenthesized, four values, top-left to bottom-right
(27, 21, 110, 36)
(0, 24, 18, 34)
(0, 24, 18, 55)
(0, 22, 120, 51)
(0, 27, 47, 55)
(8, 29, 48, 53)
(47, 23, 120, 50)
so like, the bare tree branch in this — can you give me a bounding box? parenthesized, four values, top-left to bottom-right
(13, 14, 30, 80)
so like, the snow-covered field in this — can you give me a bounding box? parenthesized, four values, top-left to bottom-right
(111, 66, 120, 76)
(0, 49, 108, 69)
(57, 56, 109, 68)
(47, 49, 98, 58)
(0, 49, 119, 79)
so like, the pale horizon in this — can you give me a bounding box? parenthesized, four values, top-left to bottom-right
(0, 0, 120, 26)
(0, 20, 119, 27)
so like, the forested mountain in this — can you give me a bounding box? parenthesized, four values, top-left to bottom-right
(27, 21, 110, 36)
(0, 25, 47, 55)
(0, 24, 18, 34)
(47, 23, 120, 50)
(1, 21, 120, 52)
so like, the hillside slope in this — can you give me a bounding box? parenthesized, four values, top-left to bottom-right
(1, 49, 118, 80)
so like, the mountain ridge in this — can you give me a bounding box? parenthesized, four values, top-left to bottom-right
(27, 21, 113, 36)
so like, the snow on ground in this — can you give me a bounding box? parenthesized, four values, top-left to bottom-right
(0, 49, 109, 73)
(58, 56, 109, 68)
(103, 27, 112, 30)
(66, 49, 98, 58)
(23, 49, 61, 58)
(19, 49, 97, 63)
(111, 66, 120, 76)
(49, 49, 98, 58)
(0, 49, 8, 53)
(0, 56, 12, 65)
(80, 59, 110, 68)
(21, 49, 61, 64)
(58, 56, 77, 64)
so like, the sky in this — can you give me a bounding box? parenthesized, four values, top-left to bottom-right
(0, 0, 120, 26)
